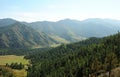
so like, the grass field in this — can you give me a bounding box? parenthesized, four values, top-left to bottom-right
(13, 69, 27, 77)
(0, 55, 29, 65)
(0, 55, 29, 77)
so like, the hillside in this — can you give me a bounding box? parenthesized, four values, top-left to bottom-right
(26, 32, 120, 77)
(0, 22, 57, 48)
(30, 20, 84, 43)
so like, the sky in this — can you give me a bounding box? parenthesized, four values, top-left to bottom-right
(0, 0, 120, 22)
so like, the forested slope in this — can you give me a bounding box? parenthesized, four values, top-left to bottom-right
(26, 32, 120, 77)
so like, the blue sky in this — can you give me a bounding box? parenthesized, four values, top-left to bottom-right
(0, 0, 120, 22)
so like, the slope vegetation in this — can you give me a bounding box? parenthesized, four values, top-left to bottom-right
(26, 32, 120, 77)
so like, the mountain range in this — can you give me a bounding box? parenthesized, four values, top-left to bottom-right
(0, 18, 120, 48)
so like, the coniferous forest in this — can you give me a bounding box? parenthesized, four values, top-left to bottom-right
(25, 32, 120, 77)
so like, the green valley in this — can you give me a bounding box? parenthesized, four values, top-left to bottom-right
(0, 18, 120, 77)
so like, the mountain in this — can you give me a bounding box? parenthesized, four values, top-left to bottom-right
(0, 22, 57, 48)
(30, 20, 84, 43)
(30, 18, 120, 38)
(0, 18, 120, 48)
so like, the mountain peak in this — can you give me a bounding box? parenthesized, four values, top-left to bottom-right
(0, 18, 17, 22)
(0, 18, 18, 27)
(58, 18, 73, 22)
(58, 18, 81, 23)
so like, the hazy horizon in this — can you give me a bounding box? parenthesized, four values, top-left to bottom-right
(2, 17, 120, 23)
(0, 0, 120, 22)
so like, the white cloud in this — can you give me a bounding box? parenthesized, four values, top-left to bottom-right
(9, 12, 66, 22)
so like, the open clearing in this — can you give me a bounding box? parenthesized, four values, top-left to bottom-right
(0, 55, 29, 65)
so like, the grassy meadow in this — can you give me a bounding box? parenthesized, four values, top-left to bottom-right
(13, 69, 27, 77)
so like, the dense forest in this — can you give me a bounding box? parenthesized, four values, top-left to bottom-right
(26, 32, 120, 77)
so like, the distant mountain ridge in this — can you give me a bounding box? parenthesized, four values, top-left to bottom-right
(30, 18, 120, 38)
(0, 18, 120, 48)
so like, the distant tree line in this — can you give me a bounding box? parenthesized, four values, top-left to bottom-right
(6, 62, 24, 70)
(0, 47, 50, 56)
